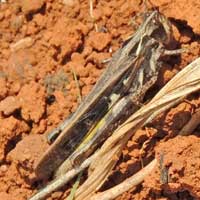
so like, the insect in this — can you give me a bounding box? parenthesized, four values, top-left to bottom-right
(35, 10, 181, 179)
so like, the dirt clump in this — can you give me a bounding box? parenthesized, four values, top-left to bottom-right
(142, 135, 200, 199)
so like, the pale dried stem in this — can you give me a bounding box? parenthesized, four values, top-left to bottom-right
(75, 137, 129, 200)
(71, 67, 82, 103)
(92, 159, 157, 200)
(89, 0, 98, 32)
(28, 153, 97, 200)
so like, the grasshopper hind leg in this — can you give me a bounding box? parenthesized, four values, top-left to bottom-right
(47, 115, 73, 144)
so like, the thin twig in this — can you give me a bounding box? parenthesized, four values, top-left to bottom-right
(28, 153, 96, 200)
(71, 67, 82, 103)
(92, 159, 157, 200)
(89, 0, 98, 32)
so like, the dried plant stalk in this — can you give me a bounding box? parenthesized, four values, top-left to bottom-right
(28, 153, 97, 200)
(92, 159, 157, 200)
(75, 57, 200, 200)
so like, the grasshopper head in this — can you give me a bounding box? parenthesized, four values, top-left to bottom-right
(146, 10, 173, 47)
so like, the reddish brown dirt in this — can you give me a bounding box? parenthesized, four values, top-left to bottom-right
(1, 0, 200, 200)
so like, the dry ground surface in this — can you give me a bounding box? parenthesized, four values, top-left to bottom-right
(1, 0, 200, 199)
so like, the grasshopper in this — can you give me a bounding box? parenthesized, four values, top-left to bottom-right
(35, 10, 181, 179)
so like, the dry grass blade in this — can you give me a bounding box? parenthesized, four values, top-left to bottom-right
(75, 57, 200, 200)
(71, 67, 82, 103)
